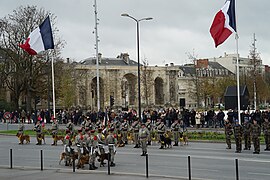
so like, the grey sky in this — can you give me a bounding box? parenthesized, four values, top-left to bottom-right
(1, 0, 270, 65)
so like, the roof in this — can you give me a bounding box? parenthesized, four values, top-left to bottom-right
(79, 57, 139, 66)
(208, 61, 227, 69)
(179, 66, 196, 75)
(224, 85, 249, 97)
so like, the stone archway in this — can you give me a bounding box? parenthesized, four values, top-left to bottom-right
(122, 73, 137, 107)
(155, 77, 164, 105)
(90, 77, 104, 110)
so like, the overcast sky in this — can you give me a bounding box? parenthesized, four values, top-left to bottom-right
(1, 0, 270, 65)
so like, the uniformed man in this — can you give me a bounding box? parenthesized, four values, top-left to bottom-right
(51, 118, 59, 146)
(224, 119, 233, 149)
(131, 119, 140, 148)
(145, 118, 152, 145)
(121, 119, 129, 145)
(139, 123, 150, 156)
(262, 118, 270, 151)
(233, 119, 243, 153)
(243, 118, 252, 150)
(96, 128, 106, 166)
(66, 119, 75, 138)
(251, 119, 261, 154)
(75, 128, 85, 162)
(106, 128, 117, 167)
(171, 119, 180, 146)
(64, 130, 73, 166)
(157, 120, 166, 149)
(87, 129, 98, 170)
(34, 120, 42, 145)
(17, 121, 25, 144)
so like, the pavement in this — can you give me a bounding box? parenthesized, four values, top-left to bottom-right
(0, 166, 184, 180)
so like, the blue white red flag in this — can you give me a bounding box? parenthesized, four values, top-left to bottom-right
(210, 0, 236, 47)
(19, 16, 54, 55)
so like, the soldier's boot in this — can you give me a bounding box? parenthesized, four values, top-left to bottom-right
(134, 144, 139, 148)
(110, 162, 115, 167)
(125, 141, 128, 145)
(89, 164, 94, 170)
(159, 145, 164, 149)
(147, 141, 151, 145)
(92, 163, 98, 169)
(173, 142, 178, 146)
(226, 146, 231, 149)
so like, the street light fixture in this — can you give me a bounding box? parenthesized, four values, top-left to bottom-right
(121, 13, 153, 122)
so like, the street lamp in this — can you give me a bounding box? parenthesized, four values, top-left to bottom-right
(121, 13, 153, 122)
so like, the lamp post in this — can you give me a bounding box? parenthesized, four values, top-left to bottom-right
(121, 13, 153, 122)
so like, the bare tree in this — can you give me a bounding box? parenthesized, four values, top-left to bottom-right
(0, 5, 64, 111)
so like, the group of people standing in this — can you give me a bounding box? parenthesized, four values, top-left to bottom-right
(224, 114, 270, 154)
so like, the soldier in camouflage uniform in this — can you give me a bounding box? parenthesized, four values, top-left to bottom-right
(75, 129, 85, 162)
(34, 120, 42, 145)
(51, 118, 59, 146)
(171, 119, 180, 146)
(106, 128, 117, 167)
(17, 121, 25, 144)
(139, 123, 150, 156)
(131, 119, 140, 148)
(145, 118, 152, 145)
(86, 129, 98, 170)
(243, 119, 252, 150)
(251, 119, 261, 154)
(157, 120, 166, 149)
(224, 119, 233, 149)
(233, 120, 243, 153)
(64, 130, 73, 166)
(262, 118, 270, 151)
(121, 119, 129, 145)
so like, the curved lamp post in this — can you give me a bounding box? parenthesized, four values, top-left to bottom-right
(121, 13, 153, 122)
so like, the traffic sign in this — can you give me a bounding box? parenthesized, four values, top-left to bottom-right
(4, 112, 11, 120)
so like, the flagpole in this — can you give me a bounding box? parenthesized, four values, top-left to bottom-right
(236, 33, 241, 123)
(51, 51, 56, 118)
(94, 0, 100, 112)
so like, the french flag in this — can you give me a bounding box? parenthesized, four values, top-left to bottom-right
(210, 0, 236, 48)
(19, 16, 54, 55)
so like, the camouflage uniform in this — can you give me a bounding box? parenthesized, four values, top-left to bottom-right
(251, 120, 261, 154)
(131, 120, 140, 148)
(121, 120, 129, 144)
(145, 119, 152, 145)
(224, 119, 233, 149)
(262, 119, 270, 151)
(75, 130, 85, 161)
(106, 129, 117, 166)
(139, 124, 150, 156)
(243, 120, 252, 150)
(233, 121, 243, 153)
(64, 131, 73, 166)
(157, 121, 166, 149)
(18, 123, 25, 135)
(34, 121, 42, 145)
(51, 120, 59, 145)
(86, 130, 98, 170)
(17, 123, 25, 144)
(171, 120, 180, 146)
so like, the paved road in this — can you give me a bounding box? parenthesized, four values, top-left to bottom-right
(0, 134, 270, 180)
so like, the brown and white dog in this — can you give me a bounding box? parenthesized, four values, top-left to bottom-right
(16, 133, 30, 144)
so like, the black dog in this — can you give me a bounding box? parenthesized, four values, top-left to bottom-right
(160, 134, 172, 149)
(96, 152, 109, 167)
